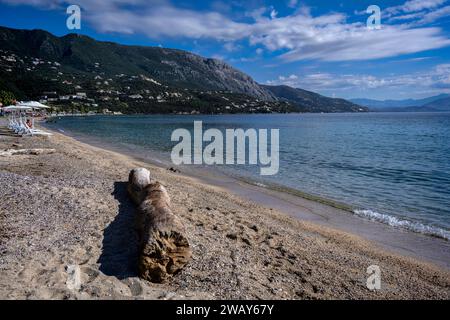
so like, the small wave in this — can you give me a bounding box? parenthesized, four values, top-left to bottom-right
(58, 128, 65, 133)
(254, 182, 267, 188)
(353, 209, 450, 240)
(152, 158, 163, 164)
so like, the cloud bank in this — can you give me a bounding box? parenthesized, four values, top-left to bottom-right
(267, 64, 450, 98)
(1, 0, 450, 63)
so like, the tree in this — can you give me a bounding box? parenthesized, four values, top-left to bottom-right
(0, 90, 16, 106)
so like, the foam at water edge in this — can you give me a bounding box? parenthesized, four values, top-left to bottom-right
(353, 209, 450, 241)
(254, 182, 267, 188)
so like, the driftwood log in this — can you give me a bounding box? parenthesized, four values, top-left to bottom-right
(127, 168, 191, 283)
(0, 148, 56, 157)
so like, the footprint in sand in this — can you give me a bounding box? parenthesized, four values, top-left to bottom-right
(80, 266, 99, 282)
(65, 265, 81, 290)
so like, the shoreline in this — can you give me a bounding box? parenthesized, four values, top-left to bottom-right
(43, 114, 450, 242)
(44, 121, 450, 269)
(1, 120, 449, 299)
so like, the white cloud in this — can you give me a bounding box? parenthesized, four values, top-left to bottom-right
(223, 42, 241, 52)
(211, 54, 225, 61)
(0, 0, 61, 8)
(277, 74, 298, 82)
(2, 0, 450, 62)
(385, 0, 450, 25)
(414, 5, 450, 25)
(267, 64, 450, 97)
(287, 0, 298, 9)
(279, 25, 450, 62)
(387, 12, 426, 22)
(386, 0, 446, 15)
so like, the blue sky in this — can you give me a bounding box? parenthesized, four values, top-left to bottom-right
(0, 0, 450, 100)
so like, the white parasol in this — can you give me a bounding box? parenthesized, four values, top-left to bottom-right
(3, 105, 32, 111)
(18, 101, 51, 109)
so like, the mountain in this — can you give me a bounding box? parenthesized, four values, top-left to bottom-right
(350, 94, 449, 109)
(263, 85, 368, 113)
(372, 106, 440, 112)
(423, 97, 450, 111)
(0, 26, 273, 98)
(0, 26, 363, 114)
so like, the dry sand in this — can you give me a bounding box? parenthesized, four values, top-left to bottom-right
(0, 124, 449, 299)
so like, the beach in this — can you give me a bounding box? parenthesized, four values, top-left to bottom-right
(0, 122, 449, 299)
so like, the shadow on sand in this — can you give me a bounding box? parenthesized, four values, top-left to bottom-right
(98, 181, 139, 279)
(0, 126, 18, 137)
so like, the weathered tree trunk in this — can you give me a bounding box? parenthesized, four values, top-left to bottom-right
(128, 168, 192, 283)
(0, 148, 56, 156)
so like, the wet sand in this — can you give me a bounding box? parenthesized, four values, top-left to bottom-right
(198, 174, 450, 269)
(0, 121, 449, 299)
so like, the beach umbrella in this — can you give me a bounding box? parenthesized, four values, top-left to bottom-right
(18, 101, 51, 109)
(16, 102, 49, 128)
(3, 105, 32, 111)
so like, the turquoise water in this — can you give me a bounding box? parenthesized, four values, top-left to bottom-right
(46, 112, 450, 239)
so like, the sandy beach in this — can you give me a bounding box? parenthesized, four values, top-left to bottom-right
(0, 121, 449, 299)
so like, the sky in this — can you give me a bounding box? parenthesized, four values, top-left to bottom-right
(0, 0, 449, 100)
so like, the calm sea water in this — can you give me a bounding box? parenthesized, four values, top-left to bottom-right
(46, 113, 450, 239)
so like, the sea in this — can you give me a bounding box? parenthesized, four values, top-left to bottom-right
(45, 112, 450, 240)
